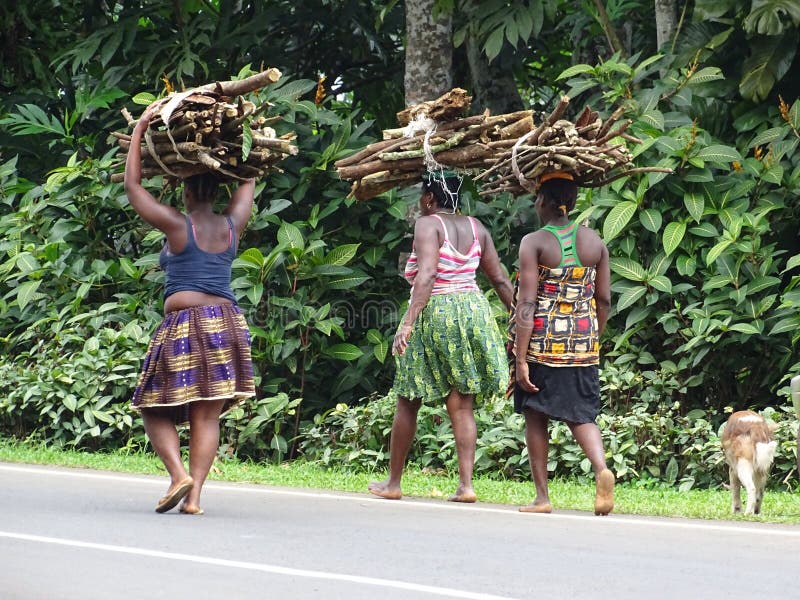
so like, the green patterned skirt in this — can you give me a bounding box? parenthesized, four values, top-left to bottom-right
(393, 291, 509, 402)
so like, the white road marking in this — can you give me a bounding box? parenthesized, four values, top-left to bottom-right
(0, 531, 517, 600)
(2, 463, 799, 537)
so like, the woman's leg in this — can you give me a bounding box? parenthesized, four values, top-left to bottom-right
(182, 399, 226, 513)
(520, 408, 552, 512)
(567, 420, 614, 515)
(142, 407, 190, 489)
(445, 388, 477, 502)
(368, 396, 421, 499)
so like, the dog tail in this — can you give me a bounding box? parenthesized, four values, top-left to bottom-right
(754, 440, 777, 473)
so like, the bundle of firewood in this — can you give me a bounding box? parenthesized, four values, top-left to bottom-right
(476, 96, 671, 196)
(335, 88, 534, 200)
(110, 68, 297, 183)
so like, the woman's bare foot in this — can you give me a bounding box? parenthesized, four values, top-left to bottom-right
(519, 501, 552, 513)
(368, 480, 402, 500)
(594, 468, 615, 516)
(447, 485, 477, 503)
(179, 501, 204, 515)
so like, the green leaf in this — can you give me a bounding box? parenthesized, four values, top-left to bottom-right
(650, 252, 672, 276)
(236, 247, 265, 268)
(706, 239, 733, 265)
(771, 317, 800, 335)
(639, 110, 664, 130)
(603, 201, 637, 241)
(747, 276, 780, 294)
(609, 258, 646, 281)
(677, 255, 697, 276)
(688, 223, 719, 238)
(373, 340, 389, 364)
(241, 120, 253, 162)
(649, 275, 672, 293)
(277, 222, 304, 250)
(327, 273, 371, 289)
(739, 31, 798, 103)
(761, 163, 784, 184)
(639, 208, 662, 232)
(784, 253, 800, 272)
(662, 221, 686, 256)
(686, 67, 724, 85)
(557, 64, 595, 79)
(63, 395, 77, 411)
(16, 280, 41, 310)
(750, 126, 788, 148)
(665, 457, 678, 485)
(683, 191, 704, 222)
(323, 343, 364, 361)
(703, 275, 733, 291)
(484, 27, 505, 61)
(132, 92, 157, 106)
(729, 323, 760, 335)
(694, 145, 742, 163)
(323, 243, 360, 266)
(617, 286, 647, 311)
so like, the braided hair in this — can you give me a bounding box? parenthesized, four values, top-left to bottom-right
(184, 172, 220, 204)
(422, 171, 462, 211)
(538, 178, 578, 216)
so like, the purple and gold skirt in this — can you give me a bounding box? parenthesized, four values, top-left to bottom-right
(132, 303, 255, 425)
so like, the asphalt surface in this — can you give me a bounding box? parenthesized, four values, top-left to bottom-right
(1, 462, 799, 600)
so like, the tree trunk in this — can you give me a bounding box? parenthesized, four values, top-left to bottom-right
(654, 0, 678, 51)
(404, 0, 453, 106)
(465, 35, 524, 115)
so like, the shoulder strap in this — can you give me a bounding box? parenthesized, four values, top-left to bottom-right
(225, 215, 236, 250)
(431, 214, 449, 243)
(184, 214, 197, 243)
(467, 216, 479, 242)
(542, 222, 581, 267)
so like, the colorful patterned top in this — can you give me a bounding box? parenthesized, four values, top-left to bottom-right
(512, 221, 600, 367)
(404, 215, 481, 295)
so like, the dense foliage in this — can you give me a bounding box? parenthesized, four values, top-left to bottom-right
(0, 1, 798, 487)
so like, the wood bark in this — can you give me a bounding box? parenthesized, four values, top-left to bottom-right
(404, 0, 453, 107)
(654, 0, 678, 51)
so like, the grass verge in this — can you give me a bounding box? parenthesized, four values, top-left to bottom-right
(1, 439, 798, 523)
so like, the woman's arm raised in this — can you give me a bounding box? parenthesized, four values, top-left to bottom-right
(123, 106, 184, 236)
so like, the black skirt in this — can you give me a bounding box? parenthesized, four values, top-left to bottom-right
(514, 363, 600, 424)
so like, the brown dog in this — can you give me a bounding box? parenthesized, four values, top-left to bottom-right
(721, 410, 777, 515)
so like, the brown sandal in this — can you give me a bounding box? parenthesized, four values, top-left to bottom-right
(155, 477, 194, 513)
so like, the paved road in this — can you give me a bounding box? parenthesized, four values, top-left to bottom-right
(1, 463, 798, 600)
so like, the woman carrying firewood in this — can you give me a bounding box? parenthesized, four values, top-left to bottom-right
(511, 172, 614, 515)
(368, 170, 513, 503)
(125, 104, 256, 515)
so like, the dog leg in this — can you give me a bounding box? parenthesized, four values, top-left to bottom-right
(753, 471, 766, 515)
(729, 465, 741, 513)
(735, 460, 756, 515)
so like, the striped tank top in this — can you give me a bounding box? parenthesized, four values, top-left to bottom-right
(404, 214, 481, 295)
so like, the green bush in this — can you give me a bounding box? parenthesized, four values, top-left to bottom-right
(300, 387, 799, 490)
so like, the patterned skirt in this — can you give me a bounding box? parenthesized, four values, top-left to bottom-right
(393, 291, 508, 402)
(132, 303, 256, 425)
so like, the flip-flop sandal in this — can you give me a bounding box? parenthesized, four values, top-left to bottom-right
(155, 477, 194, 513)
